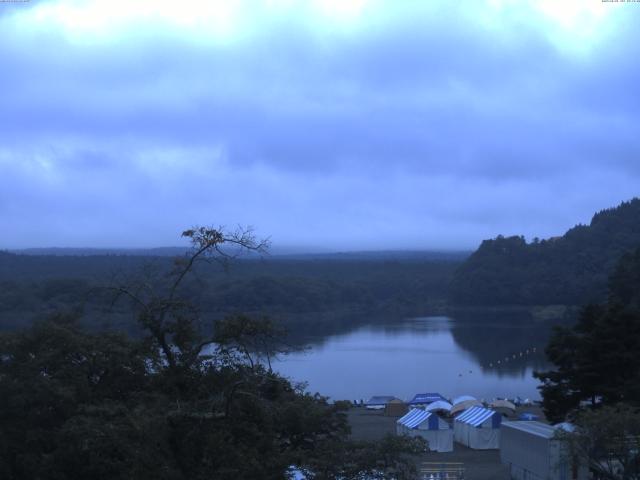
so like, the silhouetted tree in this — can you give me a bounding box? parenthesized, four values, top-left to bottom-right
(110, 225, 269, 370)
(0, 226, 422, 479)
(535, 247, 640, 422)
(559, 404, 640, 480)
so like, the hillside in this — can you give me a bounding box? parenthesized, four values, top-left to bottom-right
(450, 198, 640, 306)
(0, 252, 461, 334)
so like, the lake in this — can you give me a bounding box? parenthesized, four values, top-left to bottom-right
(274, 315, 552, 403)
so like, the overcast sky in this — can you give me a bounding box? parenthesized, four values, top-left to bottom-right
(1, 0, 639, 251)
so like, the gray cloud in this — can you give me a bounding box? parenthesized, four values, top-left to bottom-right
(1, 1, 639, 249)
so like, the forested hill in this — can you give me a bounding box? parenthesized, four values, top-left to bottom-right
(450, 198, 640, 306)
(0, 251, 462, 334)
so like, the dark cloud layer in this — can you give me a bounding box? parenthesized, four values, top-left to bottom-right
(1, 1, 639, 249)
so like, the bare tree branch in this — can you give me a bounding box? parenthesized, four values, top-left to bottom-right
(108, 225, 270, 370)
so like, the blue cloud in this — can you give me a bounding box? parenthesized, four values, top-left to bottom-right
(1, 1, 639, 249)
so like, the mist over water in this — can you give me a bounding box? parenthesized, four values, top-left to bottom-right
(274, 316, 551, 402)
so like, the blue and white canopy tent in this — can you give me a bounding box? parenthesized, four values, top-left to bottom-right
(396, 409, 453, 452)
(407, 392, 447, 406)
(453, 406, 501, 449)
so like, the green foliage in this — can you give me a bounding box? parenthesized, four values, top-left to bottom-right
(0, 316, 159, 479)
(535, 247, 640, 422)
(0, 227, 423, 479)
(0, 255, 459, 334)
(451, 198, 640, 306)
(560, 404, 640, 480)
(609, 247, 640, 311)
(298, 434, 426, 480)
(0, 314, 422, 479)
(213, 314, 288, 369)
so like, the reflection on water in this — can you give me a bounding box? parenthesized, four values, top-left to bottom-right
(274, 315, 554, 402)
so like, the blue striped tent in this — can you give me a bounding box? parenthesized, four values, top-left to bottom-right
(454, 406, 501, 449)
(396, 409, 453, 452)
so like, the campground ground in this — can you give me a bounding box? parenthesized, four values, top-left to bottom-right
(347, 404, 546, 480)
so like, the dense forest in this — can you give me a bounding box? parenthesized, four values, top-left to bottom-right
(4, 198, 640, 329)
(0, 229, 427, 479)
(0, 250, 465, 337)
(450, 198, 640, 306)
(4, 198, 640, 333)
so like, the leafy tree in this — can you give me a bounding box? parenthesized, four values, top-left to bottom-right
(559, 404, 640, 480)
(297, 434, 425, 480)
(213, 314, 289, 371)
(0, 315, 163, 480)
(110, 225, 270, 371)
(0, 226, 422, 479)
(535, 247, 640, 422)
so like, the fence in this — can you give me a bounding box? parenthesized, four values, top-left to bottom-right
(420, 462, 465, 480)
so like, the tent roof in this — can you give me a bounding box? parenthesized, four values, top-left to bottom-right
(490, 399, 516, 411)
(554, 422, 575, 433)
(398, 409, 430, 428)
(366, 396, 397, 406)
(450, 399, 482, 414)
(452, 395, 477, 405)
(425, 400, 453, 412)
(501, 420, 562, 439)
(455, 406, 500, 427)
(396, 409, 446, 430)
(518, 412, 539, 421)
(408, 392, 446, 405)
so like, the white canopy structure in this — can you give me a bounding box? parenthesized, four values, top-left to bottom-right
(490, 399, 516, 411)
(396, 409, 453, 452)
(425, 400, 453, 414)
(454, 406, 501, 449)
(452, 395, 477, 405)
(451, 399, 483, 415)
(500, 421, 588, 480)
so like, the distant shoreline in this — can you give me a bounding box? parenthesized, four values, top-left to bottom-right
(446, 304, 578, 323)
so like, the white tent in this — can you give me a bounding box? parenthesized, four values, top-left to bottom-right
(452, 395, 477, 405)
(425, 400, 453, 414)
(451, 399, 483, 415)
(396, 409, 453, 452)
(453, 406, 501, 449)
(500, 421, 588, 480)
(490, 399, 516, 411)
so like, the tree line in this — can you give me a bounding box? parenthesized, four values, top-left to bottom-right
(0, 251, 459, 334)
(450, 198, 640, 306)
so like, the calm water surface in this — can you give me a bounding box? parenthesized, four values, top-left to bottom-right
(274, 316, 551, 402)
